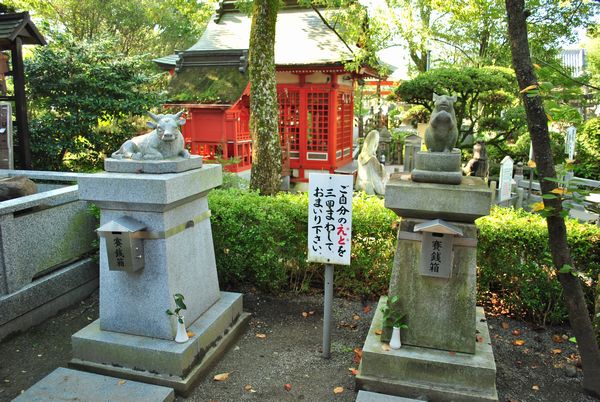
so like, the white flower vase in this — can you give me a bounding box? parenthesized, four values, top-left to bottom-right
(389, 326, 402, 350)
(175, 317, 189, 343)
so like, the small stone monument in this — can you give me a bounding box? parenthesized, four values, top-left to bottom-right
(498, 155, 514, 204)
(464, 141, 488, 178)
(356, 130, 388, 195)
(70, 111, 250, 394)
(356, 96, 498, 400)
(411, 94, 462, 185)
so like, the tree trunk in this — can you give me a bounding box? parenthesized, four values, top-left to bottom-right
(505, 0, 600, 397)
(248, 0, 281, 195)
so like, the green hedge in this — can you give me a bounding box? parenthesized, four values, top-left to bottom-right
(208, 189, 600, 325)
(208, 189, 397, 297)
(477, 206, 600, 325)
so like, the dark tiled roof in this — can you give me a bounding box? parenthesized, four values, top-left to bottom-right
(0, 12, 46, 48)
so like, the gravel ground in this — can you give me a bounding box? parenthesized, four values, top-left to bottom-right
(0, 289, 598, 402)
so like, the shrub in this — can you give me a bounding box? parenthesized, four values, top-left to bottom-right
(477, 206, 600, 325)
(573, 118, 600, 180)
(208, 189, 398, 296)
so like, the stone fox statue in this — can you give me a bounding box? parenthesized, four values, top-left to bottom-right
(425, 94, 458, 152)
(111, 111, 190, 160)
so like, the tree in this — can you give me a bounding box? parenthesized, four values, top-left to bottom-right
(395, 66, 521, 147)
(25, 34, 162, 171)
(505, 0, 600, 397)
(248, 0, 281, 195)
(5, 0, 215, 56)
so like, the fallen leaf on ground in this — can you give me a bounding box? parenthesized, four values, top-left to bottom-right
(382, 344, 391, 351)
(374, 329, 382, 335)
(476, 335, 484, 343)
(512, 329, 521, 336)
(532, 385, 540, 391)
(302, 312, 309, 318)
(551, 348, 562, 354)
(284, 383, 292, 391)
(363, 305, 372, 313)
(353, 348, 363, 364)
(117, 380, 126, 385)
(348, 368, 358, 375)
(187, 331, 195, 337)
(256, 333, 267, 339)
(244, 384, 254, 392)
(213, 372, 230, 381)
(552, 334, 564, 343)
(513, 339, 526, 346)
(501, 322, 510, 330)
(333, 386, 344, 394)
(352, 314, 360, 321)
(308, 311, 315, 316)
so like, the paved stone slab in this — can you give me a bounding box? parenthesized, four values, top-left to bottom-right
(356, 390, 425, 401)
(104, 155, 202, 174)
(356, 299, 498, 402)
(13, 367, 174, 402)
(385, 173, 491, 223)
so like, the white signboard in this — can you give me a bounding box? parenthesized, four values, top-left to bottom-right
(498, 155, 514, 203)
(308, 173, 353, 265)
(565, 126, 576, 160)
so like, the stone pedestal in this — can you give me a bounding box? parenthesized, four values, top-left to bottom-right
(357, 173, 498, 401)
(411, 150, 462, 184)
(72, 162, 250, 394)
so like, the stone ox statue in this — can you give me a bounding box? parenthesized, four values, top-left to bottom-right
(425, 94, 458, 153)
(111, 111, 190, 160)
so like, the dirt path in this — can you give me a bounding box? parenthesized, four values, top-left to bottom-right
(0, 290, 597, 402)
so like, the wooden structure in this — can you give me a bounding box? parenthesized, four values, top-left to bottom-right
(0, 12, 46, 169)
(155, 1, 376, 181)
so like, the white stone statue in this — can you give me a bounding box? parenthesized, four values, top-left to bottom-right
(356, 130, 388, 195)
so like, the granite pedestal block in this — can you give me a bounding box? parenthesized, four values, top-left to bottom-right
(71, 292, 251, 395)
(356, 298, 498, 402)
(78, 165, 223, 340)
(385, 173, 491, 223)
(104, 155, 202, 174)
(387, 218, 478, 353)
(14, 367, 175, 402)
(411, 150, 462, 185)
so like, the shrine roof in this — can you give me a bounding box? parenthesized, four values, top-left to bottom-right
(155, 6, 356, 69)
(0, 12, 46, 48)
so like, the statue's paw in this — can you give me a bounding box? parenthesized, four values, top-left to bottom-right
(132, 153, 143, 160)
(111, 153, 123, 160)
(180, 150, 190, 159)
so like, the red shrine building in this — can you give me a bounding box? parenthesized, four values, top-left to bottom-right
(155, 0, 377, 182)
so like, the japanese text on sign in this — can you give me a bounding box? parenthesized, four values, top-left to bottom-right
(308, 173, 353, 265)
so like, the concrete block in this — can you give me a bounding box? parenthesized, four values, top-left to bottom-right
(384, 174, 491, 223)
(356, 299, 498, 402)
(356, 390, 424, 401)
(0, 259, 98, 341)
(97, 196, 220, 339)
(387, 219, 478, 353)
(77, 164, 222, 209)
(71, 292, 250, 395)
(104, 155, 202, 174)
(13, 367, 174, 402)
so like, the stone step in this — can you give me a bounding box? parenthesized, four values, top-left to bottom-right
(12, 367, 174, 402)
(356, 390, 425, 401)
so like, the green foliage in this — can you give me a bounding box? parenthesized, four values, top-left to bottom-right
(25, 34, 163, 171)
(166, 293, 187, 324)
(381, 295, 408, 329)
(401, 105, 430, 127)
(573, 118, 600, 180)
(395, 66, 519, 146)
(477, 206, 600, 325)
(208, 189, 398, 296)
(167, 67, 249, 104)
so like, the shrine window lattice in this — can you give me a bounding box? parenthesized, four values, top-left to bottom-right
(337, 92, 352, 158)
(278, 89, 300, 153)
(307, 92, 329, 152)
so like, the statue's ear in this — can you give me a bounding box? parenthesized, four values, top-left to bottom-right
(147, 121, 157, 129)
(450, 95, 457, 102)
(178, 118, 186, 126)
(433, 93, 439, 101)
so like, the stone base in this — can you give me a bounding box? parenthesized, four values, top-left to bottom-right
(104, 155, 202, 174)
(356, 390, 422, 401)
(385, 174, 492, 223)
(356, 299, 498, 402)
(0, 259, 98, 342)
(70, 292, 250, 395)
(13, 367, 174, 402)
(411, 150, 462, 185)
